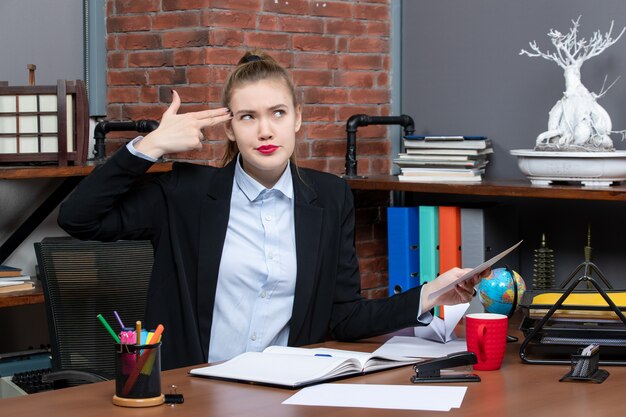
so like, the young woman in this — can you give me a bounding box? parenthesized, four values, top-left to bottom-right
(58, 51, 480, 370)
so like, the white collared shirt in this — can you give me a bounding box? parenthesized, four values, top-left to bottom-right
(208, 156, 297, 362)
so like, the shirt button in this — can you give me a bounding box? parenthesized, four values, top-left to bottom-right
(265, 215, 272, 221)
(250, 333, 257, 341)
(260, 291, 267, 298)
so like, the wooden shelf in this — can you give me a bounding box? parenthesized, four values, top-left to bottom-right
(347, 176, 626, 202)
(0, 283, 43, 308)
(0, 162, 174, 180)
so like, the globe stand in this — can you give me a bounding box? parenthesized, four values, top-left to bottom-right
(505, 265, 519, 343)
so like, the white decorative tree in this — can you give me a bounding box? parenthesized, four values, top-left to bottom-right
(520, 17, 625, 151)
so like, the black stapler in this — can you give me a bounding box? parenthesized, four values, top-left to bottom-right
(411, 351, 481, 383)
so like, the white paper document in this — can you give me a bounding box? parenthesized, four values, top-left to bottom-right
(414, 303, 469, 343)
(282, 383, 467, 411)
(428, 240, 523, 300)
(372, 335, 468, 359)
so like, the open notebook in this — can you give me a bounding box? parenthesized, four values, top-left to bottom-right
(189, 346, 419, 389)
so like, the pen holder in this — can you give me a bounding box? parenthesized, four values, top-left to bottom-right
(559, 349, 609, 383)
(112, 343, 164, 407)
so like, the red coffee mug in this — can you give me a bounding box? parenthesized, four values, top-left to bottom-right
(465, 313, 508, 371)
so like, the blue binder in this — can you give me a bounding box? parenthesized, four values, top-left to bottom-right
(387, 207, 420, 296)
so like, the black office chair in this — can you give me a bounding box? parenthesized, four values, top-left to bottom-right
(34, 237, 153, 387)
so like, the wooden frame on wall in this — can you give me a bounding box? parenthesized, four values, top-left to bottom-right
(0, 80, 89, 166)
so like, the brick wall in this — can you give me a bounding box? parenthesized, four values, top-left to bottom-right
(105, 0, 391, 298)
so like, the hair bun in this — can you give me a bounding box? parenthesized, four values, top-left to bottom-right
(243, 54, 263, 63)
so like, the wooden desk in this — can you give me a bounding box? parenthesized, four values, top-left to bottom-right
(3, 330, 625, 416)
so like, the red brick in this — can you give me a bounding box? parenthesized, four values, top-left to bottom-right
(359, 139, 390, 156)
(107, 34, 117, 50)
(334, 71, 375, 88)
(308, 1, 353, 18)
(209, 29, 244, 46)
(349, 88, 390, 105)
(369, 157, 391, 175)
(107, 52, 127, 68)
(186, 67, 212, 84)
(108, 70, 147, 86)
(297, 158, 328, 172)
(279, 16, 324, 33)
(106, 105, 122, 120)
(140, 86, 159, 103)
(212, 67, 233, 84)
(306, 123, 344, 140)
(304, 87, 349, 104)
(119, 33, 162, 50)
(258, 15, 279, 31)
(243, 32, 291, 50)
(354, 3, 389, 21)
(367, 21, 390, 37)
(114, 0, 159, 14)
(337, 37, 348, 52)
(376, 72, 389, 88)
(292, 70, 332, 87)
(293, 34, 335, 52)
(310, 139, 344, 156)
(107, 15, 151, 32)
(351, 125, 388, 140)
(205, 48, 246, 65)
(339, 55, 383, 70)
(162, 0, 208, 11)
(263, 0, 309, 15)
(162, 30, 210, 48)
(128, 51, 174, 68)
(122, 104, 166, 121)
(152, 12, 200, 30)
(201, 10, 256, 29)
(325, 19, 367, 35)
(294, 53, 339, 70)
(302, 105, 335, 122)
(174, 49, 206, 65)
(211, 0, 261, 11)
(107, 86, 139, 103)
(349, 37, 388, 54)
(147, 68, 187, 85)
(294, 141, 310, 159)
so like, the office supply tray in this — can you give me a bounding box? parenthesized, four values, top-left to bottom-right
(518, 287, 626, 365)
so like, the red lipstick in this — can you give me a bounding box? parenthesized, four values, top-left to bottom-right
(257, 145, 279, 154)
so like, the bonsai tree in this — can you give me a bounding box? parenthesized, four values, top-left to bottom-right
(520, 17, 625, 151)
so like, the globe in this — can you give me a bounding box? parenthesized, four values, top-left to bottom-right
(478, 267, 526, 316)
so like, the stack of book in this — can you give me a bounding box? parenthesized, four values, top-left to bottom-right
(0, 265, 35, 294)
(394, 135, 493, 183)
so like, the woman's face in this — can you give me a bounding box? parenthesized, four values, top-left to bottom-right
(226, 78, 301, 188)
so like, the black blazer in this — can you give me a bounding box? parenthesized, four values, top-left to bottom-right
(58, 147, 423, 370)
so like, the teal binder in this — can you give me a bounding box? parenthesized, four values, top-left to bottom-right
(418, 206, 439, 285)
(386, 207, 420, 296)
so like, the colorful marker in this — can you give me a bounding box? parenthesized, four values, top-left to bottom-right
(113, 311, 125, 329)
(97, 314, 121, 343)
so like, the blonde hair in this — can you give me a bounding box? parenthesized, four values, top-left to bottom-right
(220, 50, 299, 166)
